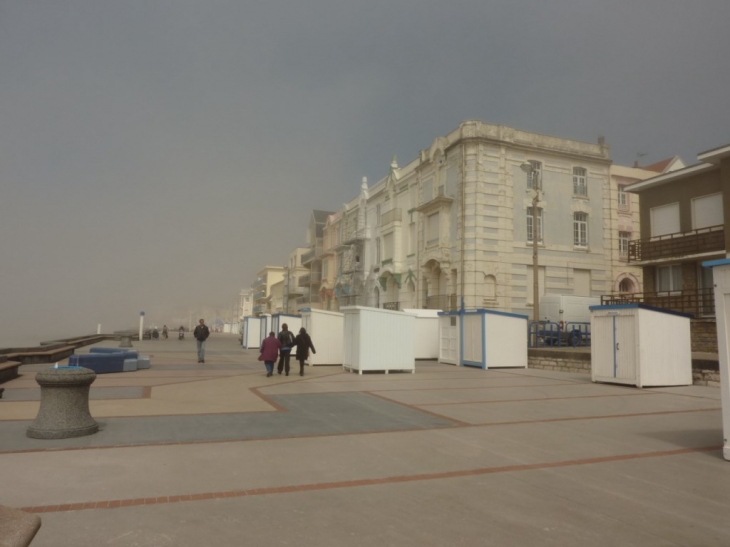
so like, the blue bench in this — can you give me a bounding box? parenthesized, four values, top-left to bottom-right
(90, 347, 139, 358)
(68, 352, 138, 374)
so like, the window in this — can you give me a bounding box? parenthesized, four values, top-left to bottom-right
(526, 208, 543, 243)
(618, 186, 629, 211)
(619, 231, 631, 260)
(427, 212, 439, 245)
(573, 212, 588, 247)
(650, 203, 680, 237)
(527, 160, 542, 190)
(692, 193, 723, 230)
(573, 167, 587, 196)
(656, 264, 683, 293)
(383, 233, 394, 261)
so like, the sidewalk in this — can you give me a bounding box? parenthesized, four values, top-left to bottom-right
(0, 334, 727, 546)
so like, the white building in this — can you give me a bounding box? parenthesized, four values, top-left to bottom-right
(325, 121, 652, 316)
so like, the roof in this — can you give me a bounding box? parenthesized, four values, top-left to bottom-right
(640, 156, 684, 174)
(312, 210, 334, 224)
(623, 162, 716, 193)
(698, 143, 730, 165)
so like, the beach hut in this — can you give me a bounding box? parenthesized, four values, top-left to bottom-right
(403, 308, 441, 359)
(271, 313, 302, 337)
(241, 316, 262, 349)
(341, 306, 415, 374)
(258, 314, 271, 343)
(438, 309, 528, 369)
(590, 303, 692, 387)
(300, 308, 344, 365)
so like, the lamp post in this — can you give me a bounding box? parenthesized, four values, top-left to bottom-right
(520, 162, 541, 322)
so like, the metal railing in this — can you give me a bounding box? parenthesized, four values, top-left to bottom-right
(601, 288, 714, 317)
(338, 295, 360, 307)
(382, 302, 400, 311)
(301, 239, 323, 264)
(296, 294, 321, 305)
(424, 294, 457, 311)
(298, 271, 322, 286)
(254, 290, 266, 301)
(628, 225, 724, 262)
(528, 322, 591, 348)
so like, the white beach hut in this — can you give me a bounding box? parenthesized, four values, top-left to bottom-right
(590, 303, 692, 387)
(300, 308, 344, 365)
(259, 314, 271, 343)
(438, 309, 528, 369)
(402, 308, 441, 359)
(241, 316, 262, 349)
(341, 306, 415, 374)
(271, 313, 302, 337)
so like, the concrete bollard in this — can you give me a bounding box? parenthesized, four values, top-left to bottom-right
(26, 367, 99, 439)
(0, 505, 41, 547)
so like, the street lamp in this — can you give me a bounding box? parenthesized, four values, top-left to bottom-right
(520, 162, 541, 322)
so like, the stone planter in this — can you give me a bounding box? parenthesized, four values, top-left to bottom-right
(27, 366, 99, 439)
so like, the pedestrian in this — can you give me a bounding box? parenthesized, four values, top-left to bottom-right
(293, 327, 316, 376)
(193, 318, 210, 363)
(277, 323, 296, 376)
(259, 331, 281, 377)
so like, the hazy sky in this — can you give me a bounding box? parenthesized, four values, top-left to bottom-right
(1, 1, 729, 342)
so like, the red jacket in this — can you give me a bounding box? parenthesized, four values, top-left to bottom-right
(259, 336, 281, 361)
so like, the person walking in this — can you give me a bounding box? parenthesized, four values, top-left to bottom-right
(276, 323, 296, 376)
(259, 331, 281, 377)
(293, 327, 316, 376)
(193, 318, 210, 363)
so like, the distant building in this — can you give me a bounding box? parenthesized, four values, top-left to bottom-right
(299, 210, 334, 310)
(252, 266, 286, 315)
(239, 289, 254, 319)
(283, 247, 309, 313)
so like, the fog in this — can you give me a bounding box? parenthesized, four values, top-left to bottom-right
(1, 0, 729, 345)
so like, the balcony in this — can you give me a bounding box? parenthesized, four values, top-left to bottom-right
(601, 288, 715, 317)
(424, 294, 457, 311)
(338, 294, 360, 307)
(253, 276, 266, 288)
(301, 238, 323, 265)
(253, 305, 265, 313)
(254, 290, 267, 301)
(296, 294, 322, 306)
(287, 280, 303, 295)
(380, 208, 402, 227)
(382, 302, 400, 311)
(629, 225, 724, 263)
(298, 271, 322, 286)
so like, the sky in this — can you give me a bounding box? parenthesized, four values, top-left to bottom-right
(1, 0, 729, 343)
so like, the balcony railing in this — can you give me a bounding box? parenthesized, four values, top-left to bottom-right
(382, 302, 400, 311)
(601, 288, 715, 317)
(424, 294, 457, 311)
(298, 271, 322, 286)
(254, 290, 266, 301)
(296, 294, 322, 305)
(629, 225, 724, 263)
(301, 239, 323, 264)
(380, 208, 402, 226)
(287, 280, 303, 295)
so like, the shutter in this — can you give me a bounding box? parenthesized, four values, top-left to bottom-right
(692, 193, 723, 230)
(650, 203, 680, 237)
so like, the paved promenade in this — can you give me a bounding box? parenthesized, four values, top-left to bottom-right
(0, 335, 728, 546)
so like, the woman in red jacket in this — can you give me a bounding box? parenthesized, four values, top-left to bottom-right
(258, 331, 281, 377)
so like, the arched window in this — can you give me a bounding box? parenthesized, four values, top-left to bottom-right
(619, 278, 635, 294)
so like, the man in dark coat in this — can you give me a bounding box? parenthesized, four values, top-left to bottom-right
(277, 323, 296, 376)
(193, 318, 210, 363)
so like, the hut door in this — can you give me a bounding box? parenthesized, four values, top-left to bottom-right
(462, 314, 484, 368)
(440, 316, 458, 364)
(614, 315, 636, 381)
(593, 314, 635, 381)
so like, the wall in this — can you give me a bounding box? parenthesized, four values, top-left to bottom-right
(691, 320, 718, 353)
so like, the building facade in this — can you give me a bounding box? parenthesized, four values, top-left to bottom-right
(283, 247, 309, 313)
(308, 121, 648, 317)
(252, 266, 286, 315)
(298, 210, 333, 310)
(604, 142, 730, 350)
